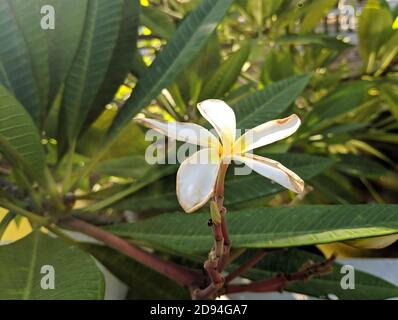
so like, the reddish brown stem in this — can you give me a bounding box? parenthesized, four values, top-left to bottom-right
(212, 223, 224, 257)
(225, 249, 268, 283)
(218, 208, 231, 271)
(225, 254, 336, 294)
(60, 217, 202, 287)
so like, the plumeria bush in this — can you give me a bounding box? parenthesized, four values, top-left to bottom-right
(0, 0, 398, 300)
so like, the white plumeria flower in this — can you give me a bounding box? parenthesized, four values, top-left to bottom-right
(137, 99, 304, 213)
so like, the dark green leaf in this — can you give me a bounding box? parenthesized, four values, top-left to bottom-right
(0, 1, 46, 124)
(84, 244, 190, 299)
(59, 0, 125, 143)
(140, 5, 176, 40)
(82, 0, 140, 132)
(106, 204, 398, 255)
(199, 42, 251, 100)
(106, 0, 234, 143)
(233, 75, 310, 129)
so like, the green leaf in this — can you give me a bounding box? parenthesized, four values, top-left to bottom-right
(199, 42, 251, 100)
(0, 231, 104, 299)
(260, 50, 294, 85)
(358, 0, 393, 73)
(46, 0, 88, 111)
(96, 155, 151, 178)
(233, 75, 310, 129)
(0, 85, 46, 184)
(106, 0, 234, 143)
(277, 34, 352, 51)
(59, 0, 125, 144)
(0, 211, 16, 240)
(246, 0, 284, 26)
(0, 1, 45, 125)
(84, 244, 190, 299)
(140, 5, 176, 40)
(106, 204, 398, 256)
(224, 153, 334, 206)
(335, 154, 389, 179)
(114, 153, 334, 211)
(300, 0, 337, 33)
(236, 249, 398, 299)
(379, 84, 398, 120)
(310, 172, 359, 204)
(376, 31, 398, 75)
(303, 81, 368, 132)
(82, 0, 140, 132)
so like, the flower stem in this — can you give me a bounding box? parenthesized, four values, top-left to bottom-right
(59, 217, 203, 287)
(192, 163, 230, 299)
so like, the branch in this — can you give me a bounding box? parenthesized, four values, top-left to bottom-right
(225, 249, 268, 283)
(225, 254, 336, 294)
(59, 217, 203, 287)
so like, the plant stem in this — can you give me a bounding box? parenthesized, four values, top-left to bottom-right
(225, 249, 268, 283)
(0, 200, 49, 226)
(192, 163, 230, 299)
(62, 140, 76, 193)
(59, 217, 203, 287)
(225, 254, 336, 294)
(69, 145, 108, 192)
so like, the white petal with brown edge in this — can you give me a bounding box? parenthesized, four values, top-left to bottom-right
(234, 114, 301, 154)
(135, 118, 220, 148)
(197, 99, 236, 154)
(233, 154, 304, 193)
(176, 148, 221, 213)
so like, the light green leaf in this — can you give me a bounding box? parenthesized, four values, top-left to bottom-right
(233, 75, 310, 129)
(300, 0, 337, 33)
(379, 84, 398, 120)
(199, 42, 251, 100)
(106, 204, 398, 256)
(0, 231, 104, 299)
(358, 0, 393, 73)
(59, 0, 125, 143)
(0, 85, 46, 184)
(236, 249, 398, 299)
(106, 0, 234, 143)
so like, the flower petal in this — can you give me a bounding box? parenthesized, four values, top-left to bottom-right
(177, 148, 221, 213)
(233, 154, 304, 193)
(234, 114, 301, 154)
(197, 99, 236, 154)
(136, 117, 220, 148)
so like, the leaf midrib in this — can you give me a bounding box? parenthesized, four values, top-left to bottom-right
(23, 231, 38, 300)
